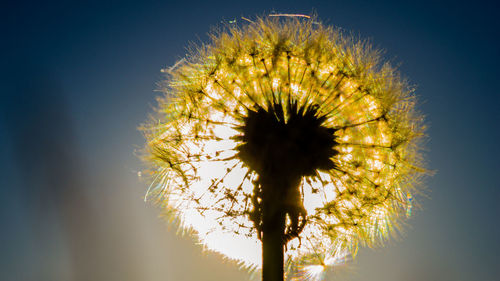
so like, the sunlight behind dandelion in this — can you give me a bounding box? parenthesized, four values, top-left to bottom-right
(141, 16, 427, 277)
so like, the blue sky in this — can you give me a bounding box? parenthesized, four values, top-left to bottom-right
(1, 1, 499, 280)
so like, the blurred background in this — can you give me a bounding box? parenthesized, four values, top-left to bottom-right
(1, 1, 498, 280)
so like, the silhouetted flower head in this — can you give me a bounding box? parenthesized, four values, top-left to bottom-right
(141, 16, 426, 278)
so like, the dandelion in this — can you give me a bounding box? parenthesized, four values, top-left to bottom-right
(140, 16, 427, 281)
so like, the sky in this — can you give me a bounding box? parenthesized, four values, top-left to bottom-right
(1, 1, 499, 281)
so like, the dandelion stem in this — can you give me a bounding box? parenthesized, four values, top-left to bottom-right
(262, 205, 285, 281)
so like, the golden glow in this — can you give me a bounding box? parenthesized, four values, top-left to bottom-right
(141, 16, 426, 275)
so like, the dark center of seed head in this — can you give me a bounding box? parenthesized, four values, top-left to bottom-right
(234, 99, 339, 180)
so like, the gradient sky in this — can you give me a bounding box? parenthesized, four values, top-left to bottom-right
(1, 1, 499, 281)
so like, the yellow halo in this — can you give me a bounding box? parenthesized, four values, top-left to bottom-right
(141, 16, 427, 274)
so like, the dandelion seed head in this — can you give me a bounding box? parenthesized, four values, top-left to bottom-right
(141, 15, 427, 273)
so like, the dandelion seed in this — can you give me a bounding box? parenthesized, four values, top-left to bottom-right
(269, 14, 311, 19)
